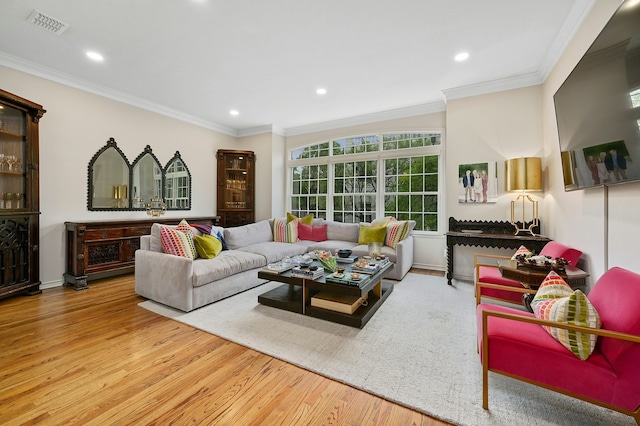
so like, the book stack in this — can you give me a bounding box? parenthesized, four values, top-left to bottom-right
(336, 256, 357, 264)
(351, 262, 380, 274)
(291, 266, 324, 280)
(376, 256, 391, 267)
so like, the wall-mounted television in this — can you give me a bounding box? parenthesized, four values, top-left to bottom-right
(554, 0, 640, 191)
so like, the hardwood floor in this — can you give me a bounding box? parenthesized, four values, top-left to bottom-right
(0, 270, 449, 425)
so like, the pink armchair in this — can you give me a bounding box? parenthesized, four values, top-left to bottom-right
(474, 240, 582, 306)
(477, 267, 640, 424)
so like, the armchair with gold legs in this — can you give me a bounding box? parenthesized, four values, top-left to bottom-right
(477, 267, 640, 424)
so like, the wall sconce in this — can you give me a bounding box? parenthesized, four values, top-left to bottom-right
(146, 198, 167, 217)
(505, 157, 542, 235)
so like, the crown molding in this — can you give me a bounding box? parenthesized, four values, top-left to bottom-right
(0, 52, 239, 137)
(236, 124, 287, 138)
(281, 101, 446, 137)
(537, 0, 597, 80)
(441, 72, 543, 101)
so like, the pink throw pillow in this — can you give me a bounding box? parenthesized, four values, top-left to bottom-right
(297, 222, 328, 242)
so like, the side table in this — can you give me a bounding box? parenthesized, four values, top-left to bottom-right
(446, 217, 550, 285)
(497, 259, 589, 311)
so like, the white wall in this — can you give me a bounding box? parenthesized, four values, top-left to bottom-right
(445, 85, 544, 280)
(0, 65, 238, 287)
(543, 0, 640, 283)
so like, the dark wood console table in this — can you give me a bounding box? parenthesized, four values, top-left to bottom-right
(64, 216, 219, 290)
(446, 217, 551, 285)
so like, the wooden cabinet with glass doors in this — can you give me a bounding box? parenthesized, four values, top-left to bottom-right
(216, 149, 255, 227)
(0, 89, 46, 300)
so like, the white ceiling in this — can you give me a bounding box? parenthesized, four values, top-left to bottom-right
(0, 0, 598, 136)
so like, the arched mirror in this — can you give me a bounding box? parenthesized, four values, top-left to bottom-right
(88, 138, 130, 210)
(131, 146, 163, 209)
(87, 140, 192, 211)
(164, 151, 191, 210)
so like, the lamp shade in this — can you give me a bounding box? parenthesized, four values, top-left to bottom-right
(505, 157, 542, 191)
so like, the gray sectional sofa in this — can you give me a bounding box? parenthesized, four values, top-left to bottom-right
(135, 218, 414, 312)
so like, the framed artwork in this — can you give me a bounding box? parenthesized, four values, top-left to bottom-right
(458, 162, 498, 204)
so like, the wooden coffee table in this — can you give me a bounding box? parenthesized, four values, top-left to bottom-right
(257, 261, 394, 328)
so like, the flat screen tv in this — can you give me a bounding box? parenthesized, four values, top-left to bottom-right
(554, 0, 640, 191)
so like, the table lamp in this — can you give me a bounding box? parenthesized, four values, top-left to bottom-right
(505, 157, 542, 235)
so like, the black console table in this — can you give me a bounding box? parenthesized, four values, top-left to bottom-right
(446, 217, 551, 285)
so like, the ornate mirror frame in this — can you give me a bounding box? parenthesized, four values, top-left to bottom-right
(87, 138, 192, 212)
(164, 151, 192, 211)
(87, 138, 131, 211)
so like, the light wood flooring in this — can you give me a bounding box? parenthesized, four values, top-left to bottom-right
(0, 269, 449, 425)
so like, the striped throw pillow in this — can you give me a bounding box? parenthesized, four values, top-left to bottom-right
(532, 271, 601, 360)
(273, 218, 299, 243)
(384, 220, 410, 249)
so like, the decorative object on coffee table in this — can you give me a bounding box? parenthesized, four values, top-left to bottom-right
(315, 250, 337, 272)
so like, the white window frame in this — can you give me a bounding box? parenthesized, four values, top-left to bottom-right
(287, 131, 444, 233)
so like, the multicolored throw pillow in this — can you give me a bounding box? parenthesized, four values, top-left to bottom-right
(371, 216, 397, 227)
(531, 271, 601, 360)
(273, 217, 299, 243)
(160, 225, 197, 259)
(511, 245, 532, 260)
(384, 220, 410, 249)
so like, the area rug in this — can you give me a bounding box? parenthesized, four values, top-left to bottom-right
(139, 274, 633, 426)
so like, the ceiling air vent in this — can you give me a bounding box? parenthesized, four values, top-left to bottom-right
(27, 10, 70, 35)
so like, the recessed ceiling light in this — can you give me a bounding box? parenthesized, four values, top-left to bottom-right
(86, 51, 104, 61)
(455, 52, 469, 62)
(316, 88, 327, 95)
(230, 110, 239, 116)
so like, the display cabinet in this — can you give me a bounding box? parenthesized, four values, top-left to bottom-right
(0, 89, 46, 300)
(216, 149, 255, 227)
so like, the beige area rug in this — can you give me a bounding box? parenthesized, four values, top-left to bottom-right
(139, 273, 633, 426)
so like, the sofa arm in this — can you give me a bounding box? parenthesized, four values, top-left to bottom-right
(135, 250, 195, 312)
(393, 235, 414, 280)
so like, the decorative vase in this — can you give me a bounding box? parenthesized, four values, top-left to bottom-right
(315, 250, 337, 272)
(368, 242, 382, 257)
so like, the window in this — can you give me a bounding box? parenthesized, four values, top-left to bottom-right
(288, 132, 442, 232)
(291, 164, 328, 219)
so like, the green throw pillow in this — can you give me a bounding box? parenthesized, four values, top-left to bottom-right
(193, 234, 223, 259)
(358, 224, 387, 244)
(287, 212, 313, 225)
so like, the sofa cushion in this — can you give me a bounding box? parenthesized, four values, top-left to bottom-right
(511, 245, 532, 259)
(191, 250, 267, 287)
(326, 221, 360, 242)
(273, 217, 299, 243)
(371, 216, 397, 227)
(193, 234, 223, 259)
(287, 212, 314, 225)
(297, 222, 328, 242)
(160, 226, 196, 259)
(358, 224, 386, 244)
(384, 220, 410, 249)
(239, 241, 308, 264)
(224, 220, 272, 249)
(532, 271, 601, 360)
